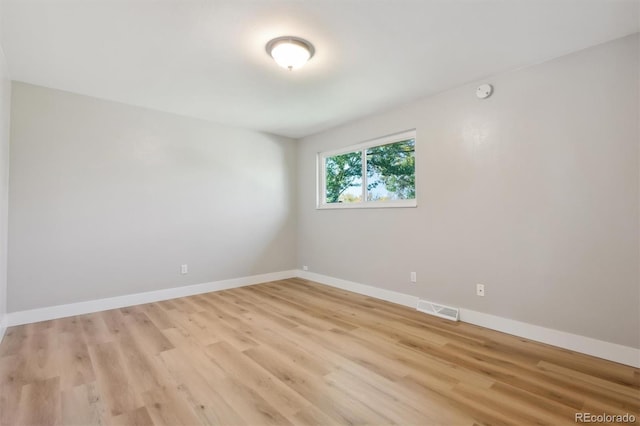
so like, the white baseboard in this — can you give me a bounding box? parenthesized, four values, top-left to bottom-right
(6, 270, 298, 327)
(5, 269, 638, 367)
(296, 270, 640, 368)
(298, 270, 419, 308)
(0, 314, 6, 344)
(458, 308, 640, 368)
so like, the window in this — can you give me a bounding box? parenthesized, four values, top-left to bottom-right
(318, 130, 416, 209)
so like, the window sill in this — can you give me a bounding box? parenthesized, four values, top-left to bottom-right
(316, 200, 417, 210)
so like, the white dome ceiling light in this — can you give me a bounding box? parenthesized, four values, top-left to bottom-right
(266, 36, 315, 71)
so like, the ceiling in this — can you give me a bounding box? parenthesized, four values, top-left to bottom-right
(1, 0, 638, 138)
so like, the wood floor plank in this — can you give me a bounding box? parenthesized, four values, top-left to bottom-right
(226, 320, 336, 377)
(21, 331, 59, 384)
(291, 404, 343, 426)
(195, 310, 259, 351)
(399, 330, 589, 410)
(110, 406, 155, 426)
(80, 313, 113, 347)
(118, 331, 170, 394)
(0, 278, 637, 425)
(537, 360, 640, 400)
(0, 380, 22, 425)
(100, 309, 129, 339)
(285, 325, 410, 381)
(170, 297, 203, 315)
(61, 382, 108, 426)
(452, 382, 575, 425)
(157, 347, 246, 425)
(490, 381, 583, 422)
(122, 311, 175, 354)
(208, 374, 294, 426)
(162, 310, 218, 347)
(398, 375, 504, 426)
(324, 368, 441, 425)
(0, 327, 28, 358)
(15, 377, 61, 426)
(244, 285, 359, 332)
(58, 331, 95, 390)
(244, 344, 396, 425)
(205, 341, 311, 419)
(54, 316, 82, 335)
(141, 385, 202, 426)
(139, 303, 176, 331)
(247, 287, 340, 331)
(0, 353, 26, 390)
(88, 341, 142, 417)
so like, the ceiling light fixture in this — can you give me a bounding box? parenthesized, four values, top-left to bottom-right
(266, 36, 315, 71)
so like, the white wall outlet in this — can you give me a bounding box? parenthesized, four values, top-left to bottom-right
(181, 264, 188, 274)
(476, 283, 485, 296)
(410, 272, 417, 283)
(303, 265, 309, 271)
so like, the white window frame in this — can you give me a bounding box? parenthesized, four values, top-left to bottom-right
(317, 129, 417, 209)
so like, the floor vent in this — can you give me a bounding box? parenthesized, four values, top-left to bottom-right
(416, 299, 459, 321)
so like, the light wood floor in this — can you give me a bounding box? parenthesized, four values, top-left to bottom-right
(0, 278, 638, 426)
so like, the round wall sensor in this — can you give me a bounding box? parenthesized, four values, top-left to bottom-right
(476, 84, 493, 99)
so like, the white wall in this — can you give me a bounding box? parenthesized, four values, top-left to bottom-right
(8, 83, 297, 311)
(297, 34, 640, 349)
(0, 10, 10, 336)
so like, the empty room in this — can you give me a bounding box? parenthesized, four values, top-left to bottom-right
(0, 0, 638, 425)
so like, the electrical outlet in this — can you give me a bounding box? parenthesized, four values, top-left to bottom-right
(410, 272, 417, 283)
(303, 265, 309, 271)
(476, 284, 485, 296)
(181, 264, 188, 275)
